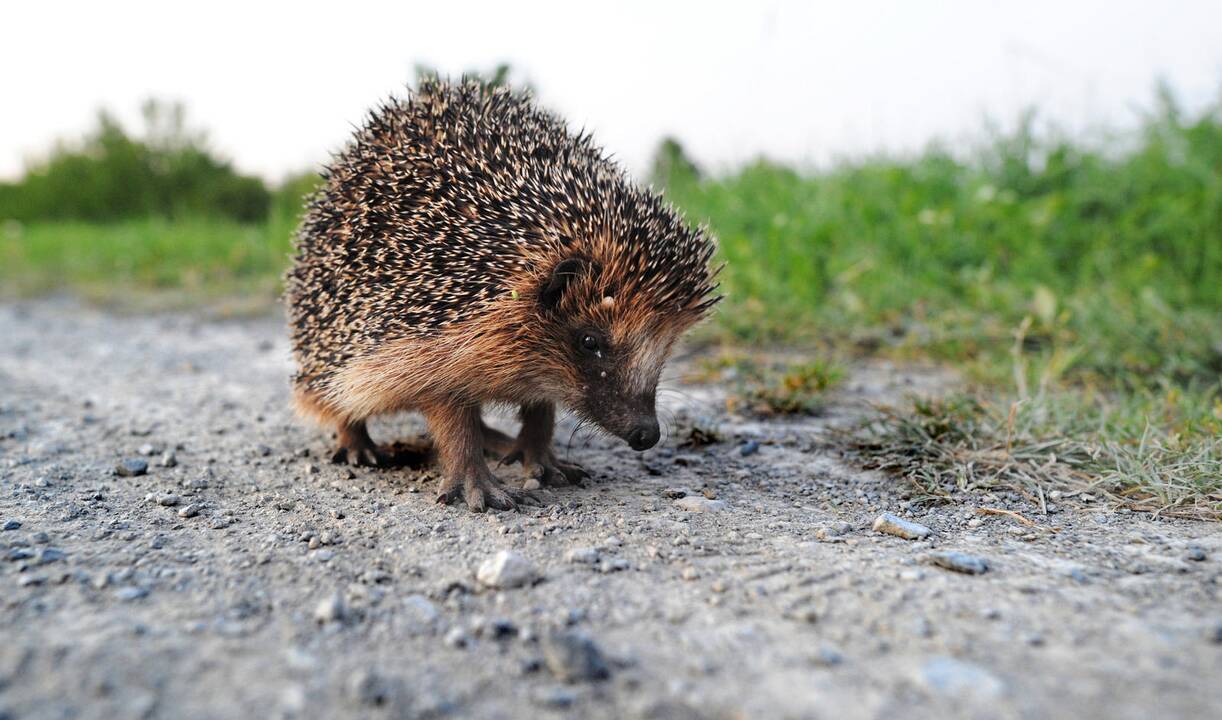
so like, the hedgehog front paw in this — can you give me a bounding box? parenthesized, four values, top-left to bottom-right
(435, 469, 537, 513)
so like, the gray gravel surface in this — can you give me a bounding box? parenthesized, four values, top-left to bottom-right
(1, 299, 1219, 719)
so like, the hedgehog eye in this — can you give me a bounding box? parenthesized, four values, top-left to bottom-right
(580, 334, 600, 352)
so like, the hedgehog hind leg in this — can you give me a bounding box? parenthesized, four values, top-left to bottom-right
(500, 402, 590, 487)
(425, 402, 539, 512)
(480, 421, 516, 458)
(331, 419, 433, 469)
(331, 420, 388, 467)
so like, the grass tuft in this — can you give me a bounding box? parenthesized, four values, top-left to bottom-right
(694, 354, 844, 416)
(845, 388, 1222, 520)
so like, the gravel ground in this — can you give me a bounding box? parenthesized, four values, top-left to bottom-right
(1, 299, 1219, 720)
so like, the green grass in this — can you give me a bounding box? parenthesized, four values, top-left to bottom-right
(663, 99, 1222, 390)
(2, 91, 1219, 518)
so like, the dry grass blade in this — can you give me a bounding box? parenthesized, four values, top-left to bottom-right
(840, 393, 1222, 522)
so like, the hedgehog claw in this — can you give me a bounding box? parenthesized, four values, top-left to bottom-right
(330, 443, 390, 468)
(435, 471, 526, 513)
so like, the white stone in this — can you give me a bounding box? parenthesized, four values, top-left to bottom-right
(476, 550, 537, 589)
(674, 496, 727, 513)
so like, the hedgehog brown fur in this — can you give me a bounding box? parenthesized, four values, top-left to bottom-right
(285, 78, 719, 511)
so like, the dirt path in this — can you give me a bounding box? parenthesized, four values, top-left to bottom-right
(0, 299, 1218, 720)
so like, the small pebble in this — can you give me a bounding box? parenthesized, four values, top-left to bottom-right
(674, 496, 727, 513)
(565, 547, 600, 564)
(477, 550, 537, 589)
(444, 627, 470, 648)
(816, 521, 851, 540)
(347, 668, 390, 706)
(155, 494, 180, 507)
(811, 644, 843, 667)
(872, 513, 931, 540)
(178, 504, 200, 518)
(1185, 547, 1207, 562)
(159, 451, 177, 468)
(541, 630, 611, 683)
(918, 657, 1006, 700)
(115, 459, 149, 477)
(927, 551, 990, 575)
(2, 520, 21, 531)
(115, 587, 149, 602)
(36, 548, 66, 564)
(598, 558, 629, 574)
(739, 439, 760, 457)
(314, 593, 347, 623)
(533, 686, 577, 708)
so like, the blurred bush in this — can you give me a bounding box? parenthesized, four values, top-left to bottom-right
(0, 99, 271, 223)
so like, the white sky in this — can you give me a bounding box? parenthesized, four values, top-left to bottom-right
(3, 1, 1220, 182)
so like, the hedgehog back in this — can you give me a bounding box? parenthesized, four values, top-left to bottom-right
(285, 80, 714, 390)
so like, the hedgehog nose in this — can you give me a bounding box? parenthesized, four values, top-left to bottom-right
(627, 421, 660, 451)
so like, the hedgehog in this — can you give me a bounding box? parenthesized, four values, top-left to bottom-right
(285, 78, 719, 512)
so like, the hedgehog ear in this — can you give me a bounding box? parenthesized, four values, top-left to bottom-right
(540, 257, 586, 310)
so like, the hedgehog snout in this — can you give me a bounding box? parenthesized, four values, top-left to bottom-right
(626, 420, 661, 451)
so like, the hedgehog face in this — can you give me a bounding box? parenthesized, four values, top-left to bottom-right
(566, 324, 668, 451)
(536, 258, 676, 451)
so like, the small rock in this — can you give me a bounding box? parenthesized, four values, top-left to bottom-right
(115, 586, 149, 602)
(681, 567, 700, 581)
(811, 644, 843, 667)
(522, 477, 542, 491)
(917, 657, 1006, 701)
(347, 668, 390, 706)
(488, 618, 518, 639)
(178, 504, 200, 518)
(872, 512, 931, 540)
(739, 439, 761, 457)
(155, 494, 180, 507)
(19, 574, 48, 587)
(444, 627, 470, 648)
(314, 593, 347, 623)
(533, 686, 577, 708)
(565, 547, 600, 564)
(816, 521, 851, 540)
(2, 520, 21, 531)
(36, 548, 66, 564)
(598, 558, 629, 574)
(661, 487, 689, 499)
(159, 451, 177, 468)
(674, 496, 727, 513)
(138, 443, 157, 456)
(541, 630, 611, 683)
(402, 594, 439, 626)
(928, 551, 989, 575)
(115, 459, 149, 477)
(476, 550, 537, 589)
(1185, 546, 1207, 562)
